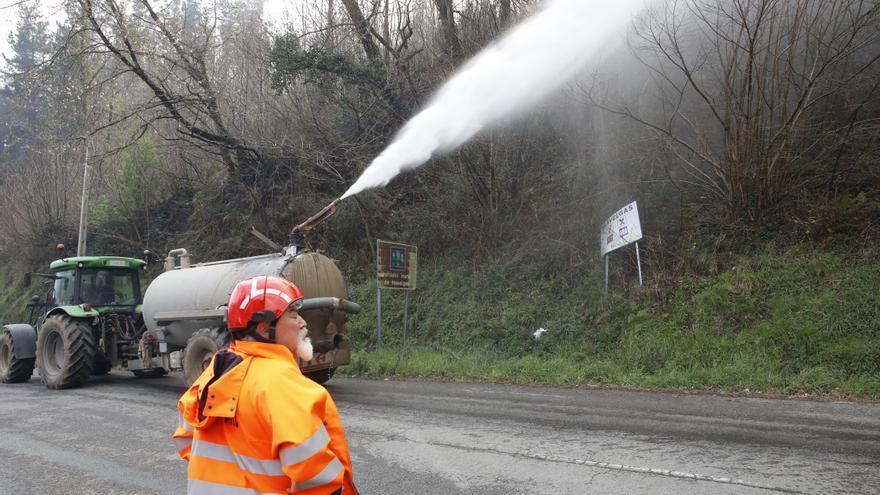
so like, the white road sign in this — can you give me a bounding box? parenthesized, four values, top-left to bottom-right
(600, 201, 643, 256)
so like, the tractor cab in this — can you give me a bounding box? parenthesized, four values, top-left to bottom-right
(49, 257, 144, 309)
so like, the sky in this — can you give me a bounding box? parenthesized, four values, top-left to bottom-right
(1, 0, 64, 66)
(0, 0, 299, 69)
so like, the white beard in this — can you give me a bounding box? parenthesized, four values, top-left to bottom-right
(296, 336, 314, 362)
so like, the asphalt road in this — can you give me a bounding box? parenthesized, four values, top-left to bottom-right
(0, 371, 878, 494)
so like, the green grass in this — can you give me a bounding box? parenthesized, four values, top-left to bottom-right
(0, 261, 45, 324)
(342, 349, 880, 398)
(340, 246, 880, 399)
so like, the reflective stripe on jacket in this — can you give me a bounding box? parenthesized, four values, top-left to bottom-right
(172, 340, 357, 495)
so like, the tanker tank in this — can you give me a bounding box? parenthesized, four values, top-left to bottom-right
(142, 250, 360, 385)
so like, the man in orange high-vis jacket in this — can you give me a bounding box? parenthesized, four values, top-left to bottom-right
(173, 276, 359, 494)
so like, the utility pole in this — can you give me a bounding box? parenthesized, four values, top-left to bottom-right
(77, 140, 89, 256)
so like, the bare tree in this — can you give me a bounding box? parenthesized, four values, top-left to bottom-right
(0, 144, 81, 254)
(77, 0, 262, 184)
(590, 0, 880, 220)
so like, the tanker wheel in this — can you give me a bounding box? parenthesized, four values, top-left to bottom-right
(0, 329, 35, 383)
(37, 315, 96, 389)
(305, 367, 336, 385)
(133, 367, 168, 379)
(182, 328, 230, 387)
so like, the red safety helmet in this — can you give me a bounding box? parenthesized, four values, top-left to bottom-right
(227, 276, 304, 330)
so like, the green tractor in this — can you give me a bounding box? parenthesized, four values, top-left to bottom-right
(0, 256, 167, 389)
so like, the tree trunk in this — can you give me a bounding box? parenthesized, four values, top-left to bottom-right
(433, 0, 461, 60)
(340, 0, 381, 64)
(500, 0, 511, 26)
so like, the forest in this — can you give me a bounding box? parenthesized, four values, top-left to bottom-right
(2, 0, 879, 395)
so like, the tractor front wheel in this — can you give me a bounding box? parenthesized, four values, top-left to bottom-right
(0, 329, 35, 383)
(182, 327, 230, 387)
(37, 315, 96, 389)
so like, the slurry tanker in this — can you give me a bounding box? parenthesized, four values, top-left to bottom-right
(0, 199, 360, 388)
(145, 242, 360, 386)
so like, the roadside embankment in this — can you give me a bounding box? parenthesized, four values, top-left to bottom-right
(342, 246, 880, 400)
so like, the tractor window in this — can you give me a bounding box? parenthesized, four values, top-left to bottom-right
(53, 270, 76, 305)
(80, 269, 139, 306)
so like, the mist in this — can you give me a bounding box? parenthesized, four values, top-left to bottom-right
(341, 0, 647, 199)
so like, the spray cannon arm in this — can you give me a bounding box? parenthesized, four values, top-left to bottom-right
(291, 198, 343, 234)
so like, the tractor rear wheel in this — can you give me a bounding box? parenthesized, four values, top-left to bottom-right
(0, 329, 35, 383)
(182, 327, 230, 387)
(37, 315, 96, 389)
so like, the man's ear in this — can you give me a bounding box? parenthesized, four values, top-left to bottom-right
(255, 322, 271, 339)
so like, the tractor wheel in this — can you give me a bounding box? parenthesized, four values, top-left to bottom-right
(182, 327, 230, 387)
(37, 315, 96, 389)
(304, 367, 336, 385)
(133, 367, 168, 379)
(0, 329, 35, 383)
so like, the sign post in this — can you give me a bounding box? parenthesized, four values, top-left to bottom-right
(376, 284, 382, 349)
(600, 201, 644, 293)
(402, 291, 410, 345)
(635, 242, 643, 286)
(604, 254, 610, 294)
(376, 240, 418, 348)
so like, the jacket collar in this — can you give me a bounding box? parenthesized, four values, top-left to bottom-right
(179, 340, 303, 430)
(229, 340, 302, 372)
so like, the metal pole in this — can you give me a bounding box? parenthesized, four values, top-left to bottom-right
(635, 242, 643, 286)
(402, 290, 410, 347)
(376, 238, 382, 350)
(77, 141, 89, 256)
(604, 254, 609, 294)
(376, 286, 382, 350)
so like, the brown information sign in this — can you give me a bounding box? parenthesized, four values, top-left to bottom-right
(377, 240, 417, 290)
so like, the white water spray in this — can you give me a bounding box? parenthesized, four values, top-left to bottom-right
(341, 0, 646, 199)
